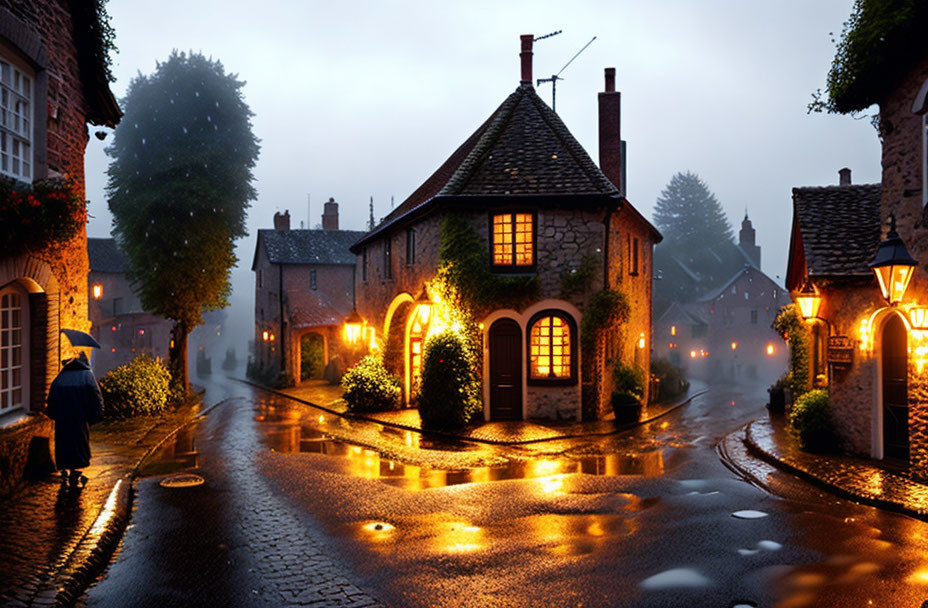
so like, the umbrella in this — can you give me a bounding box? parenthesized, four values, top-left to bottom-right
(61, 329, 102, 349)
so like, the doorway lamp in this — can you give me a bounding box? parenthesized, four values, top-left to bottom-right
(794, 278, 822, 321)
(869, 213, 917, 306)
(343, 308, 364, 346)
(415, 286, 433, 326)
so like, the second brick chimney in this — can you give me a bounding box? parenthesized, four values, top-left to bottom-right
(598, 67, 623, 194)
(322, 197, 339, 230)
(839, 167, 852, 186)
(273, 210, 290, 231)
(520, 35, 533, 85)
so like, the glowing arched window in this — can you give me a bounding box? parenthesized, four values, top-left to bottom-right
(528, 313, 575, 382)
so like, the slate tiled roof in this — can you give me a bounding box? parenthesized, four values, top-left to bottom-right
(87, 238, 128, 273)
(356, 83, 627, 250)
(698, 266, 783, 303)
(792, 184, 881, 277)
(255, 229, 366, 268)
(286, 290, 345, 329)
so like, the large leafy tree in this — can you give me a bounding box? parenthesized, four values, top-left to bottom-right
(106, 51, 259, 391)
(652, 172, 734, 301)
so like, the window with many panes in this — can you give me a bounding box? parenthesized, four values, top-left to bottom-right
(0, 285, 28, 413)
(492, 212, 534, 269)
(528, 311, 575, 384)
(0, 55, 33, 181)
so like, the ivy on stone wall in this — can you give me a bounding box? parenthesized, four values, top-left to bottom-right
(773, 303, 812, 398)
(580, 289, 631, 356)
(559, 254, 598, 299)
(0, 177, 86, 253)
(438, 213, 540, 314)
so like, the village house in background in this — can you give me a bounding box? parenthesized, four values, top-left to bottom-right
(251, 203, 365, 384)
(652, 214, 790, 386)
(0, 2, 120, 494)
(785, 47, 928, 474)
(349, 36, 661, 422)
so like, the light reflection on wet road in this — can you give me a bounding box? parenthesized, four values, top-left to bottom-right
(100, 379, 928, 607)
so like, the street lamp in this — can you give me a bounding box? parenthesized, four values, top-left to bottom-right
(343, 308, 364, 346)
(869, 213, 916, 306)
(794, 278, 822, 321)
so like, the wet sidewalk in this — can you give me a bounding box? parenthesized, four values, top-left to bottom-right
(278, 379, 705, 446)
(740, 414, 928, 520)
(0, 400, 206, 607)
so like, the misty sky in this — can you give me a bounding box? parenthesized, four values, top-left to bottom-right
(83, 0, 881, 353)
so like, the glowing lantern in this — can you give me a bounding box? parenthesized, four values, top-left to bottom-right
(670, 325, 676, 336)
(910, 306, 928, 330)
(869, 213, 916, 306)
(637, 333, 646, 349)
(689, 350, 697, 359)
(730, 341, 738, 351)
(415, 286, 433, 326)
(766, 344, 775, 356)
(343, 308, 364, 346)
(92, 283, 103, 299)
(262, 330, 269, 342)
(794, 279, 822, 321)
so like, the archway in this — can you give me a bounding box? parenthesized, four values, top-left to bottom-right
(882, 313, 908, 462)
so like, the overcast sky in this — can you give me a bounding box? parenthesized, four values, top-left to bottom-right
(83, 0, 881, 352)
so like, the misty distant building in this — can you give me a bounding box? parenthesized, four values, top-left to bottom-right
(251, 204, 364, 383)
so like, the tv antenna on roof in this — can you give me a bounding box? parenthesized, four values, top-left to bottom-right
(537, 36, 597, 112)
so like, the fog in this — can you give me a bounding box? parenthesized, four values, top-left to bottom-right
(83, 0, 881, 359)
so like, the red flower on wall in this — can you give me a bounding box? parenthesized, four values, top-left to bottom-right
(0, 177, 87, 253)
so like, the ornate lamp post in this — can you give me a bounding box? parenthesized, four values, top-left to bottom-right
(869, 214, 917, 306)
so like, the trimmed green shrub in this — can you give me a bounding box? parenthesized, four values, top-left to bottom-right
(650, 357, 689, 402)
(341, 355, 401, 413)
(612, 362, 645, 400)
(418, 330, 481, 429)
(789, 389, 835, 452)
(99, 354, 171, 418)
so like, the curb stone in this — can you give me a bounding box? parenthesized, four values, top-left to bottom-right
(48, 398, 224, 607)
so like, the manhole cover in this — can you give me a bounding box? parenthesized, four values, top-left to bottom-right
(160, 473, 205, 488)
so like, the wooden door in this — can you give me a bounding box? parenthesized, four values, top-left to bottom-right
(489, 319, 522, 421)
(882, 314, 908, 462)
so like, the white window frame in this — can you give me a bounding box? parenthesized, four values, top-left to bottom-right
(0, 284, 29, 414)
(0, 52, 33, 181)
(912, 76, 928, 209)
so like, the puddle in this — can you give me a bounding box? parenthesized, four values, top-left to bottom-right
(732, 510, 769, 520)
(139, 421, 201, 476)
(640, 567, 712, 589)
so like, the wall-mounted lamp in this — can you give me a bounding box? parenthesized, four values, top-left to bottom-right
(92, 283, 103, 299)
(869, 213, 916, 306)
(910, 306, 928, 330)
(343, 308, 364, 346)
(415, 286, 432, 326)
(794, 278, 822, 321)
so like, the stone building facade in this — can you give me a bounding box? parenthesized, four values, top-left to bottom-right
(351, 36, 661, 422)
(252, 206, 365, 385)
(0, 2, 120, 494)
(786, 52, 928, 477)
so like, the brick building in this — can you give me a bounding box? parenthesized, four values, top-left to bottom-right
(785, 43, 928, 474)
(0, 2, 120, 494)
(350, 36, 661, 422)
(252, 204, 365, 384)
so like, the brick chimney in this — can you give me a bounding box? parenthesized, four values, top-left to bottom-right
(322, 197, 339, 230)
(839, 167, 851, 186)
(520, 35, 533, 85)
(598, 67, 623, 193)
(273, 209, 290, 231)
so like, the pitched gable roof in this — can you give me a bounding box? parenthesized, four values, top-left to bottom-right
(354, 83, 661, 251)
(253, 229, 366, 269)
(697, 265, 783, 303)
(786, 184, 881, 290)
(87, 237, 128, 273)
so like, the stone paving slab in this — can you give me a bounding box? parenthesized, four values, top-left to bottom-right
(744, 416, 928, 520)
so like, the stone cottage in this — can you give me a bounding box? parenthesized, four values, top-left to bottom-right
(350, 35, 661, 422)
(252, 204, 365, 384)
(785, 20, 928, 474)
(0, 2, 121, 493)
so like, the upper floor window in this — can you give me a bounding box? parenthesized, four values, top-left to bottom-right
(528, 311, 576, 384)
(915, 75, 928, 208)
(0, 56, 33, 181)
(310, 269, 317, 290)
(257, 270, 263, 289)
(406, 228, 416, 265)
(627, 235, 639, 276)
(492, 212, 534, 269)
(362, 248, 368, 281)
(383, 239, 393, 280)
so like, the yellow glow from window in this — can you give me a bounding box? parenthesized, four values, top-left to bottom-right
(514, 213, 533, 266)
(690, 350, 697, 359)
(670, 325, 676, 336)
(530, 316, 571, 379)
(262, 331, 269, 342)
(766, 344, 775, 356)
(492, 213, 533, 266)
(637, 333, 646, 349)
(731, 341, 738, 351)
(92, 283, 103, 299)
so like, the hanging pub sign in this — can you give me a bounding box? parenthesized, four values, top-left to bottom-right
(827, 336, 854, 366)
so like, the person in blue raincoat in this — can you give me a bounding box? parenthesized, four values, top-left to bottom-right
(45, 352, 104, 488)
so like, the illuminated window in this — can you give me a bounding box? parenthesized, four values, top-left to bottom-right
(528, 312, 575, 383)
(361, 248, 368, 281)
(492, 213, 534, 268)
(92, 283, 103, 299)
(0, 55, 33, 181)
(0, 285, 27, 413)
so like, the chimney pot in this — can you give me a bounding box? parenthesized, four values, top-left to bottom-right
(839, 167, 852, 186)
(520, 34, 534, 85)
(273, 210, 291, 231)
(604, 67, 616, 92)
(322, 197, 339, 230)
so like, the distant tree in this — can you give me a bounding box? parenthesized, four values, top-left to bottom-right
(106, 51, 260, 393)
(652, 172, 735, 302)
(654, 171, 733, 249)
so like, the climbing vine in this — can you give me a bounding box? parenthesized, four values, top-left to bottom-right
(773, 304, 812, 398)
(559, 253, 598, 299)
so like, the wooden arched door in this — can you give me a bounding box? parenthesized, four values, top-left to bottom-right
(489, 319, 522, 421)
(882, 314, 908, 462)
